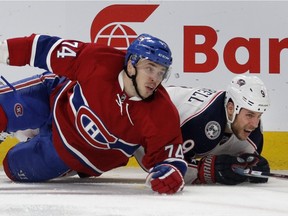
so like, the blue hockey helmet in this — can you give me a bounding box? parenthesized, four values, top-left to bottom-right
(125, 33, 173, 68)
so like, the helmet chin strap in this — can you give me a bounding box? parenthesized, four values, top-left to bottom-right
(124, 66, 155, 101)
(225, 111, 233, 131)
(225, 105, 238, 131)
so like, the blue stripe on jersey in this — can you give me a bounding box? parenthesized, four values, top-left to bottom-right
(72, 83, 87, 110)
(33, 35, 61, 70)
(53, 81, 104, 175)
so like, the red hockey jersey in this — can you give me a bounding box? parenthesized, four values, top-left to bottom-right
(6, 34, 185, 176)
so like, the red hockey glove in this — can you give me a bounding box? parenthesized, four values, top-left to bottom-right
(146, 164, 185, 194)
(198, 154, 259, 185)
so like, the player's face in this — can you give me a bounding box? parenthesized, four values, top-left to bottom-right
(134, 59, 167, 98)
(231, 108, 262, 140)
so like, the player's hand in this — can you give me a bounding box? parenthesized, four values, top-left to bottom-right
(146, 164, 185, 194)
(248, 154, 270, 183)
(197, 154, 259, 185)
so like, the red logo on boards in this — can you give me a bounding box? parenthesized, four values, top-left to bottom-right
(90, 4, 159, 51)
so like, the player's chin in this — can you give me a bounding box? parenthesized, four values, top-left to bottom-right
(142, 89, 154, 98)
(239, 131, 251, 140)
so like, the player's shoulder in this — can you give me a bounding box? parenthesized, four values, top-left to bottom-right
(166, 85, 224, 102)
(148, 85, 180, 119)
(87, 43, 125, 56)
(79, 43, 126, 74)
(155, 85, 178, 108)
(165, 85, 225, 119)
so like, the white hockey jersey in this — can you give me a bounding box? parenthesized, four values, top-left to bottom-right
(167, 86, 263, 160)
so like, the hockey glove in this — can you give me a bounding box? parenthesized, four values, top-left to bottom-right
(248, 155, 270, 183)
(198, 154, 259, 185)
(146, 164, 185, 194)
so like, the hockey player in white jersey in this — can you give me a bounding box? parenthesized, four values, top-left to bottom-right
(135, 74, 271, 185)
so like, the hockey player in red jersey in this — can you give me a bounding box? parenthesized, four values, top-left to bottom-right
(0, 33, 187, 194)
(135, 75, 271, 185)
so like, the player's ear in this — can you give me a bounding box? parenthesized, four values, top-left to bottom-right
(126, 60, 136, 76)
(226, 101, 234, 119)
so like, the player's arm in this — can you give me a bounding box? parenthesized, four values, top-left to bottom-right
(1, 34, 60, 67)
(0, 34, 85, 80)
(142, 101, 188, 194)
(1, 34, 124, 82)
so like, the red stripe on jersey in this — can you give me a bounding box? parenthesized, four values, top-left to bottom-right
(246, 137, 257, 152)
(0, 77, 45, 94)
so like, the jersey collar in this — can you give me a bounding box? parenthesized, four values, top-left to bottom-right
(118, 70, 142, 101)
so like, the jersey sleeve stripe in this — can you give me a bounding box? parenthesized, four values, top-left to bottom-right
(46, 38, 64, 72)
(30, 34, 40, 67)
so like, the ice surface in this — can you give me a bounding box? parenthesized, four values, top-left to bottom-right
(0, 167, 288, 216)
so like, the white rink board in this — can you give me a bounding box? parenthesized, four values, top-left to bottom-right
(0, 1, 288, 131)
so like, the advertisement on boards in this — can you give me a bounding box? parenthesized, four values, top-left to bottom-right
(1, 1, 287, 132)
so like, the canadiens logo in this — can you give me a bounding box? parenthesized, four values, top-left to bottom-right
(76, 106, 117, 150)
(205, 121, 221, 140)
(14, 103, 23, 117)
(75, 105, 139, 156)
